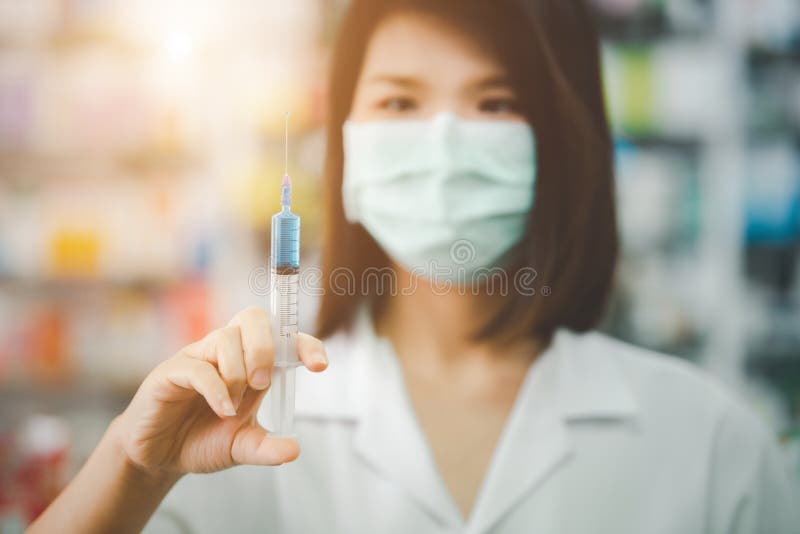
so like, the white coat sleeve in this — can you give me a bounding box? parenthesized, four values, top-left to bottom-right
(707, 400, 800, 534)
(141, 466, 280, 534)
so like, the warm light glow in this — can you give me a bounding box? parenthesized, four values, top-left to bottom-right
(163, 30, 195, 64)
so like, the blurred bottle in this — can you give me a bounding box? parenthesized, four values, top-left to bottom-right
(0, 416, 70, 528)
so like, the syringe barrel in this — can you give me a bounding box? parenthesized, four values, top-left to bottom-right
(270, 268, 299, 365)
(270, 207, 299, 366)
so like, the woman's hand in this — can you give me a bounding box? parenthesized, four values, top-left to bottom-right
(28, 306, 325, 534)
(112, 306, 328, 480)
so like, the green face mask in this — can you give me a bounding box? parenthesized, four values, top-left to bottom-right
(342, 112, 537, 283)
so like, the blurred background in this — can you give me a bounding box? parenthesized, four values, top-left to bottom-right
(0, 0, 798, 529)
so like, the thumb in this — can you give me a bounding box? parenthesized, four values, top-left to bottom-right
(231, 424, 300, 466)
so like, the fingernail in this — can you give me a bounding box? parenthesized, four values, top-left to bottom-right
(251, 369, 271, 390)
(313, 351, 328, 366)
(221, 399, 236, 416)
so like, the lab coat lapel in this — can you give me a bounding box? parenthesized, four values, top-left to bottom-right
(465, 335, 572, 534)
(352, 329, 465, 529)
(465, 330, 640, 534)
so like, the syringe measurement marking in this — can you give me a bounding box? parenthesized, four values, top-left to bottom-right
(274, 272, 298, 337)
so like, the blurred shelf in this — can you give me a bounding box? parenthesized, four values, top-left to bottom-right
(745, 127, 800, 144)
(616, 134, 703, 153)
(48, 27, 143, 56)
(0, 382, 137, 412)
(594, 6, 711, 44)
(746, 353, 800, 409)
(0, 27, 144, 57)
(748, 47, 800, 66)
(0, 276, 180, 293)
(0, 149, 200, 184)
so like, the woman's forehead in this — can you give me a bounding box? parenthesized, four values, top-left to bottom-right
(358, 10, 510, 88)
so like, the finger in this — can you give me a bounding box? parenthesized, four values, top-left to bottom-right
(228, 307, 273, 391)
(183, 327, 248, 410)
(237, 387, 268, 422)
(211, 326, 248, 410)
(297, 332, 328, 372)
(231, 424, 300, 466)
(181, 334, 214, 362)
(166, 358, 237, 418)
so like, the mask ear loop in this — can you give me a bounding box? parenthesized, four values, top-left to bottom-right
(341, 122, 363, 224)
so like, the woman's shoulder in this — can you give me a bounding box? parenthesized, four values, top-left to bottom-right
(559, 328, 771, 438)
(560, 330, 800, 527)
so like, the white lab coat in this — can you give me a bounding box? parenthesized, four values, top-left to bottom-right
(143, 308, 800, 534)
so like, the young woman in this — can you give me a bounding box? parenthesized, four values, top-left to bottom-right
(30, 1, 799, 533)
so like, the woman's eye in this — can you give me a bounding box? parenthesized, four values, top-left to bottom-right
(478, 98, 519, 114)
(378, 97, 416, 112)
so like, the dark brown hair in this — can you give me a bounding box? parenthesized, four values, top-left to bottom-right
(315, 0, 617, 343)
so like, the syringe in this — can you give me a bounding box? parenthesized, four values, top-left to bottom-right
(269, 112, 300, 438)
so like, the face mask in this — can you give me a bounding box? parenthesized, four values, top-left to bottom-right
(342, 112, 536, 282)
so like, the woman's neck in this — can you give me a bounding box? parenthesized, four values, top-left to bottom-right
(375, 264, 540, 370)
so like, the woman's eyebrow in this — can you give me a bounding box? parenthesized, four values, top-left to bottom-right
(364, 74, 424, 88)
(467, 73, 513, 91)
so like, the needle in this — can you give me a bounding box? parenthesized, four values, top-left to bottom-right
(284, 111, 290, 176)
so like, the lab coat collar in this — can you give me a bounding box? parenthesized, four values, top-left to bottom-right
(292, 309, 641, 533)
(552, 329, 640, 421)
(291, 318, 640, 423)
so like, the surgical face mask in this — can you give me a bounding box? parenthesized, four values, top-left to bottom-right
(342, 112, 536, 282)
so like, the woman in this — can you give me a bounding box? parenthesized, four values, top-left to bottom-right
(30, 1, 799, 533)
